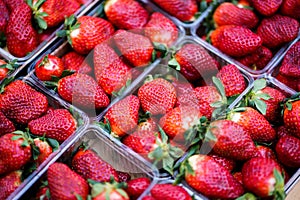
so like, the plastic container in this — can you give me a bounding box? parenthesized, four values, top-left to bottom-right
(5, 76, 89, 200)
(15, 125, 158, 200)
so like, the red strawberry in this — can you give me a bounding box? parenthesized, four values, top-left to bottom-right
(213, 2, 259, 29)
(276, 135, 300, 168)
(207, 120, 257, 160)
(104, 95, 140, 137)
(152, 0, 198, 22)
(209, 153, 236, 172)
(3, 0, 24, 12)
(257, 15, 299, 49)
(35, 55, 64, 81)
(279, 41, 300, 78)
(93, 43, 132, 95)
(216, 64, 246, 97)
(137, 118, 158, 132)
(104, 0, 149, 31)
(91, 180, 129, 200)
(283, 100, 300, 138)
(47, 162, 89, 200)
(276, 125, 290, 138)
(0, 0, 9, 33)
(142, 196, 155, 200)
(275, 73, 299, 91)
(0, 60, 9, 81)
(251, 0, 283, 16)
(62, 51, 92, 74)
(144, 12, 178, 47)
(172, 80, 199, 108)
(280, 0, 300, 19)
(0, 111, 15, 136)
(138, 78, 176, 115)
(35, 186, 50, 200)
(117, 171, 131, 182)
(184, 154, 244, 199)
(72, 148, 119, 182)
(211, 25, 262, 57)
(0, 170, 22, 200)
(6, 4, 38, 57)
(33, 138, 53, 166)
(150, 184, 192, 200)
(57, 15, 115, 54)
(57, 73, 110, 109)
(114, 30, 154, 67)
(255, 145, 277, 160)
(0, 80, 48, 124)
(0, 132, 32, 175)
(28, 109, 77, 142)
(228, 107, 276, 142)
(126, 177, 151, 200)
(242, 157, 285, 198)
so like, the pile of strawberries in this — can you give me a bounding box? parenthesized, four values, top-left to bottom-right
(0, 79, 79, 199)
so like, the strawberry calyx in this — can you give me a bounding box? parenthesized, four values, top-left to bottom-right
(235, 192, 257, 200)
(272, 169, 286, 200)
(56, 15, 81, 47)
(281, 93, 300, 114)
(152, 42, 168, 61)
(111, 79, 132, 98)
(27, 0, 48, 31)
(0, 59, 18, 71)
(43, 69, 75, 90)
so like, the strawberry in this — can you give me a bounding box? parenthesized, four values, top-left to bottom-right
(170, 79, 198, 108)
(117, 171, 131, 182)
(280, 0, 300, 19)
(142, 196, 155, 200)
(0, 0, 8, 33)
(6, 4, 38, 57)
(3, 0, 24, 12)
(276, 125, 290, 138)
(126, 177, 151, 200)
(57, 15, 115, 54)
(228, 107, 276, 142)
(283, 99, 300, 138)
(35, 55, 64, 81)
(47, 162, 89, 200)
(211, 25, 262, 57)
(0, 170, 22, 200)
(257, 15, 299, 49)
(275, 73, 299, 91)
(33, 138, 54, 166)
(28, 109, 77, 142)
(104, 0, 149, 31)
(0, 59, 18, 81)
(276, 135, 300, 168)
(209, 153, 236, 172)
(151, 0, 198, 22)
(170, 43, 219, 83)
(216, 64, 246, 97)
(91, 179, 129, 200)
(0, 110, 15, 136)
(183, 154, 244, 199)
(207, 120, 257, 160)
(242, 157, 285, 198)
(93, 43, 132, 95)
(150, 184, 192, 200)
(251, 0, 283, 16)
(0, 80, 48, 124)
(114, 30, 154, 67)
(279, 41, 300, 78)
(233, 172, 243, 185)
(0, 132, 32, 175)
(255, 145, 277, 160)
(144, 12, 178, 47)
(35, 186, 50, 200)
(72, 148, 119, 182)
(104, 95, 140, 137)
(137, 118, 158, 132)
(62, 51, 92, 74)
(57, 73, 110, 109)
(138, 78, 176, 115)
(213, 2, 258, 29)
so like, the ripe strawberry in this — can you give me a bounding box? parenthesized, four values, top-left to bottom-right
(276, 135, 300, 168)
(3, 0, 24, 12)
(6, 4, 38, 57)
(35, 186, 50, 200)
(57, 15, 115, 54)
(35, 55, 64, 81)
(184, 154, 244, 199)
(211, 25, 262, 57)
(242, 157, 285, 198)
(57, 73, 110, 109)
(251, 0, 283, 16)
(104, 95, 140, 137)
(114, 30, 154, 67)
(150, 184, 192, 200)
(152, 0, 198, 22)
(28, 109, 77, 142)
(47, 162, 89, 200)
(280, 0, 300, 19)
(171, 80, 199, 108)
(209, 153, 236, 172)
(279, 41, 300, 78)
(126, 177, 151, 200)
(207, 120, 257, 160)
(91, 179, 129, 200)
(144, 12, 178, 47)
(0, 80, 48, 124)
(137, 118, 158, 132)
(0, 59, 19, 81)
(276, 125, 290, 138)
(228, 107, 276, 142)
(0, 111, 15, 136)
(93, 43, 132, 95)
(275, 73, 299, 91)
(33, 138, 53, 166)
(104, 0, 149, 31)
(138, 78, 176, 115)
(72, 148, 119, 182)
(213, 2, 258, 29)
(283, 100, 300, 138)
(171, 43, 219, 82)
(257, 15, 299, 49)
(0, 132, 32, 175)
(0, 170, 22, 200)
(0, 0, 8, 33)
(117, 171, 131, 182)
(142, 196, 155, 200)
(255, 145, 277, 160)
(62, 51, 92, 74)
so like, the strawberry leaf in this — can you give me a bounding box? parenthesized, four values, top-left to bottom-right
(162, 156, 174, 175)
(253, 79, 267, 93)
(158, 126, 168, 143)
(273, 169, 285, 200)
(115, 189, 129, 199)
(253, 99, 267, 115)
(36, 17, 47, 30)
(87, 195, 92, 200)
(91, 183, 105, 198)
(212, 76, 226, 99)
(204, 129, 217, 142)
(168, 58, 180, 70)
(11, 135, 24, 141)
(235, 193, 257, 200)
(75, 194, 83, 200)
(46, 138, 59, 151)
(153, 42, 168, 58)
(0, 76, 14, 94)
(255, 92, 271, 100)
(32, 143, 40, 160)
